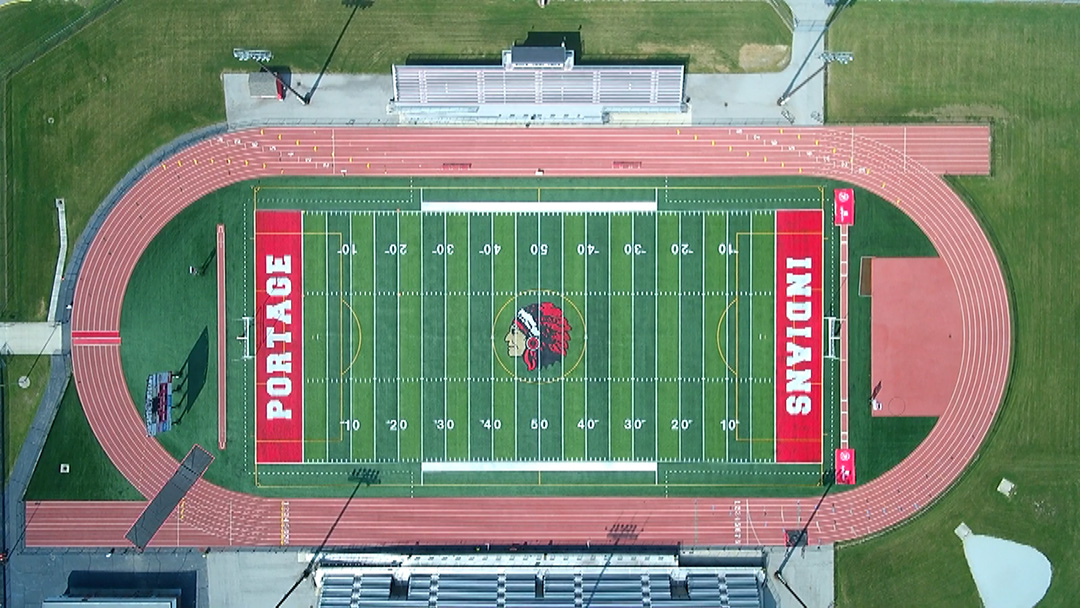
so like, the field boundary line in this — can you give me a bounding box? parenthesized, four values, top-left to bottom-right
(467, 214, 472, 460)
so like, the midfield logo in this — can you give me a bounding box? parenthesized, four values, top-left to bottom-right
(504, 301, 573, 372)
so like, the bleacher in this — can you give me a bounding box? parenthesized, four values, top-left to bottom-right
(143, 371, 173, 436)
(317, 561, 763, 608)
(390, 46, 686, 124)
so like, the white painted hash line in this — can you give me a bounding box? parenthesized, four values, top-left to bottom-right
(422, 461, 657, 473)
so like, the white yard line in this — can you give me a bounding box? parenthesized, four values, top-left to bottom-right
(443, 213, 449, 462)
(678, 214, 685, 460)
(536, 211, 542, 460)
(490, 214, 496, 460)
(325, 213, 331, 461)
(701, 212, 706, 463)
(725, 211, 730, 462)
(348, 212, 354, 461)
(584, 213, 589, 459)
(750, 213, 755, 460)
(513, 214, 518, 458)
(560, 214, 566, 460)
(606, 213, 612, 461)
(396, 212, 401, 461)
(467, 214, 472, 461)
(654, 215, 659, 461)
(372, 214, 377, 459)
(419, 214, 425, 461)
(631, 214, 636, 460)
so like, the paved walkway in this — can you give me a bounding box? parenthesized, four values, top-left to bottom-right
(0, 322, 62, 356)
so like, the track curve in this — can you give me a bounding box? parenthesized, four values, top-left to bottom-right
(30, 125, 1009, 548)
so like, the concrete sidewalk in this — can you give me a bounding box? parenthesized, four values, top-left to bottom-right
(0, 322, 63, 356)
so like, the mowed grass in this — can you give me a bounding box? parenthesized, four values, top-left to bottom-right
(25, 380, 142, 501)
(2, 0, 788, 321)
(830, 4, 1080, 607)
(0, 0, 104, 316)
(2, 355, 51, 479)
(0, 0, 110, 70)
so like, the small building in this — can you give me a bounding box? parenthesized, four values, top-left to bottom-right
(248, 70, 284, 101)
(503, 44, 573, 70)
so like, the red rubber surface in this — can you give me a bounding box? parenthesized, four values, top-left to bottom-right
(28, 125, 1007, 548)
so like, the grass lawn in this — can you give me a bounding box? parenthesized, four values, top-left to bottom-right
(830, 3, 1080, 606)
(2, 355, 51, 479)
(0, 0, 103, 73)
(24, 379, 142, 501)
(1, 0, 788, 321)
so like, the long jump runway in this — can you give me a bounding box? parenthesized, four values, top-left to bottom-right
(28, 125, 1008, 547)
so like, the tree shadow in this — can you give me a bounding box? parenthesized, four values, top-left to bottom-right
(173, 328, 208, 426)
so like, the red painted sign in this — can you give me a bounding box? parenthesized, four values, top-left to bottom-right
(834, 188, 855, 226)
(255, 210, 305, 463)
(775, 210, 823, 463)
(835, 448, 856, 484)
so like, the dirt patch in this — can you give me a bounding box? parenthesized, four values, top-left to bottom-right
(738, 43, 789, 72)
(637, 42, 731, 73)
(906, 104, 1010, 121)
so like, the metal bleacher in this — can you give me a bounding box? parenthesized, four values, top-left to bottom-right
(317, 567, 763, 608)
(393, 65, 684, 109)
(390, 46, 686, 124)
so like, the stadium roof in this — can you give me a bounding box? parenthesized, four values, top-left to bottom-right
(507, 45, 572, 68)
(317, 566, 763, 608)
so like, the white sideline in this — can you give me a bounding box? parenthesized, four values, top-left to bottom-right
(422, 461, 657, 473)
(420, 201, 657, 213)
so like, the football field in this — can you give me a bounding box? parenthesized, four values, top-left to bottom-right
(246, 180, 838, 494)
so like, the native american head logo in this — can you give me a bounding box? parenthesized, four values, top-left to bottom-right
(504, 301, 572, 372)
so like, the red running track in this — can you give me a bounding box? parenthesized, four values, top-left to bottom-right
(30, 125, 1008, 548)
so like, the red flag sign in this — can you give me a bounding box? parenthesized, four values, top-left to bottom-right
(835, 448, 856, 484)
(834, 188, 855, 226)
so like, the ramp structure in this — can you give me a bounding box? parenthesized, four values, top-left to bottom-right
(125, 445, 213, 549)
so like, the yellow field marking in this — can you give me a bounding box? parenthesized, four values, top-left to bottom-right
(714, 298, 738, 375)
(341, 299, 362, 376)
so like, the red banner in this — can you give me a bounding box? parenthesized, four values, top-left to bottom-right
(834, 188, 855, 226)
(255, 211, 305, 463)
(775, 210, 823, 463)
(835, 448, 856, 484)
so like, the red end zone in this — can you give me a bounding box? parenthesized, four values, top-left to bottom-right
(775, 210, 823, 463)
(255, 211, 304, 464)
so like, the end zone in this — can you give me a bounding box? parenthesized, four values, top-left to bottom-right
(774, 209, 823, 463)
(255, 210, 305, 463)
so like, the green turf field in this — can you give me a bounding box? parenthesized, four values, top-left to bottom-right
(100, 174, 939, 499)
(237, 178, 839, 494)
